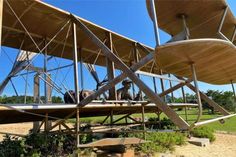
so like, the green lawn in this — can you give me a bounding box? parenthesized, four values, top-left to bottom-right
(69, 109, 236, 133)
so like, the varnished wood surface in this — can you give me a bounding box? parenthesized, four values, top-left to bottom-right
(155, 39, 236, 85)
(146, 0, 236, 44)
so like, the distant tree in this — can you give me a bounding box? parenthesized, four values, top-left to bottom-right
(0, 95, 63, 104)
(52, 96, 63, 103)
(205, 90, 235, 112)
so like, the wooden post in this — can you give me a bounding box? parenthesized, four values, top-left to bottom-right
(33, 74, 40, 133)
(230, 80, 236, 113)
(190, 64, 202, 123)
(150, 0, 161, 46)
(157, 110, 161, 129)
(72, 21, 80, 147)
(106, 32, 117, 100)
(141, 105, 146, 139)
(110, 109, 114, 124)
(160, 70, 166, 102)
(184, 106, 188, 122)
(133, 42, 143, 100)
(231, 80, 236, 100)
(168, 74, 174, 102)
(46, 74, 52, 103)
(33, 74, 40, 103)
(76, 108, 80, 147)
(181, 86, 187, 103)
(45, 113, 49, 132)
(153, 77, 157, 93)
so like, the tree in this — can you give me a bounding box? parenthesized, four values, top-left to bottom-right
(205, 90, 235, 112)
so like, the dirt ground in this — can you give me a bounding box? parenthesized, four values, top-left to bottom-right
(171, 133, 236, 157)
(0, 123, 236, 157)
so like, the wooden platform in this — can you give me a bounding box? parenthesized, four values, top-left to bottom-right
(155, 39, 236, 85)
(78, 138, 146, 148)
(0, 102, 197, 124)
(146, 0, 236, 44)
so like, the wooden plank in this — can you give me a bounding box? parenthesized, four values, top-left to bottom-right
(78, 138, 146, 148)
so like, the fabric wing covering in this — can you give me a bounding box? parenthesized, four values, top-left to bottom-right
(146, 0, 236, 44)
(2, 0, 158, 74)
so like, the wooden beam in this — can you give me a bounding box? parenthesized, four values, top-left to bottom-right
(141, 105, 146, 139)
(33, 74, 40, 103)
(159, 79, 192, 97)
(76, 108, 80, 148)
(50, 111, 76, 130)
(72, 22, 79, 104)
(160, 70, 166, 102)
(190, 64, 202, 123)
(112, 113, 132, 124)
(61, 123, 74, 134)
(72, 21, 80, 147)
(231, 80, 236, 101)
(168, 74, 174, 102)
(101, 115, 110, 125)
(110, 109, 113, 124)
(44, 113, 49, 132)
(106, 32, 117, 100)
(181, 86, 187, 103)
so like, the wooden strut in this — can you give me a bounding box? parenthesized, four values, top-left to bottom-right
(50, 111, 76, 130)
(106, 32, 117, 100)
(73, 15, 189, 130)
(101, 115, 110, 125)
(72, 21, 80, 147)
(160, 70, 166, 102)
(111, 113, 133, 124)
(176, 76, 230, 116)
(190, 64, 202, 123)
(141, 105, 146, 139)
(168, 74, 174, 102)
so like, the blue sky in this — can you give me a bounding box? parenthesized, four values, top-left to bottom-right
(0, 0, 236, 98)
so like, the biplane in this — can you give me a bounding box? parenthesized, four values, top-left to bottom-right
(0, 0, 236, 146)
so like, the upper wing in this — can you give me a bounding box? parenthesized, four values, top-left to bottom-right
(146, 0, 236, 44)
(2, 0, 158, 74)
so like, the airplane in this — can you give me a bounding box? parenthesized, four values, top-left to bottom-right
(0, 0, 235, 143)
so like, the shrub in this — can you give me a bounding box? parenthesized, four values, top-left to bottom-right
(0, 133, 77, 157)
(148, 117, 175, 130)
(190, 126, 215, 142)
(0, 135, 26, 157)
(129, 132, 186, 155)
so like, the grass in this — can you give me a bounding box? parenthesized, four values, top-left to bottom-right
(68, 108, 236, 133)
(177, 109, 236, 133)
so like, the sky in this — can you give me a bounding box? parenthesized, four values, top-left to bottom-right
(0, 0, 236, 98)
